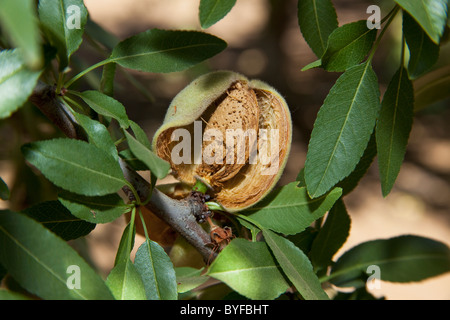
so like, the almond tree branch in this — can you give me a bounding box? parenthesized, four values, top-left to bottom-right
(118, 158, 215, 261)
(30, 82, 216, 263)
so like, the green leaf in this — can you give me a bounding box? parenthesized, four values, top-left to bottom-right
(207, 239, 289, 300)
(321, 20, 378, 72)
(0, 50, 41, 119)
(336, 132, 377, 196)
(0, 177, 10, 200)
(74, 90, 130, 129)
(0, 210, 114, 300)
(0, 263, 5, 282)
(394, 0, 448, 43)
(0, 289, 31, 300)
(72, 111, 119, 161)
(243, 182, 342, 235)
(114, 219, 136, 266)
(301, 59, 322, 71)
(263, 229, 329, 300)
(124, 131, 171, 179)
(296, 167, 306, 187)
(22, 138, 127, 196)
(106, 259, 146, 300)
(333, 286, 381, 300)
(85, 18, 119, 51)
(414, 65, 450, 111)
(309, 199, 351, 272)
(297, 0, 338, 57)
(38, 0, 88, 69)
(130, 120, 152, 149)
(134, 239, 178, 300)
(175, 267, 208, 293)
(109, 29, 227, 73)
(199, 0, 237, 29)
(286, 227, 318, 254)
(100, 63, 116, 96)
(23, 200, 95, 240)
(376, 67, 414, 197)
(237, 217, 261, 242)
(403, 12, 440, 79)
(119, 149, 149, 171)
(58, 192, 130, 224)
(0, 0, 43, 69)
(329, 235, 450, 287)
(304, 62, 380, 198)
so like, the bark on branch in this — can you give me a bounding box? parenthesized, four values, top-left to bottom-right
(30, 82, 216, 263)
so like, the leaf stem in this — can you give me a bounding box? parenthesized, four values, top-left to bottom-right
(400, 31, 406, 68)
(138, 208, 151, 240)
(62, 94, 86, 113)
(128, 207, 136, 251)
(114, 137, 127, 146)
(193, 180, 208, 194)
(205, 201, 225, 212)
(65, 59, 112, 88)
(125, 181, 141, 205)
(367, 5, 400, 63)
(380, 5, 399, 25)
(58, 97, 75, 114)
(234, 213, 263, 231)
(318, 267, 354, 284)
(55, 72, 65, 94)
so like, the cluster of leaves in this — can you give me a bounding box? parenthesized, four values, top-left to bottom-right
(0, 0, 449, 300)
(192, 0, 450, 300)
(0, 0, 225, 300)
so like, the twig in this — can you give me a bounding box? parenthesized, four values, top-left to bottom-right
(29, 82, 81, 139)
(29, 83, 216, 263)
(118, 158, 215, 261)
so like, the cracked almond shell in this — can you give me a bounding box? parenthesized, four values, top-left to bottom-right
(152, 71, 292, 212)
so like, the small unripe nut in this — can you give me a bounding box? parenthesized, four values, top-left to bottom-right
(152, 71, 292, 212)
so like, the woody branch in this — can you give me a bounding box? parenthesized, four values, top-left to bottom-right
(29, 82, 216, 263)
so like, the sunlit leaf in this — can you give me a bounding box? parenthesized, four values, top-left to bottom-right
(0, 50, 41, 119)
(243, 182, 342, 235)
(74, 90, 130, 129)
(38, 0, 87, 69)
(114, 219, 136, 267)
(0, 0, 43, 69)
(263, 229, 329, 300)
(124, 131, 170, 179)
(134, 239, 178, 300)
(175, 267, 208, 293)
(0, 210, 114, 300)
(72, 111, 119, 161)
(394, 0, 448, 43)
(106, 259, 146, 300)
(207, 239, 289, 300)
